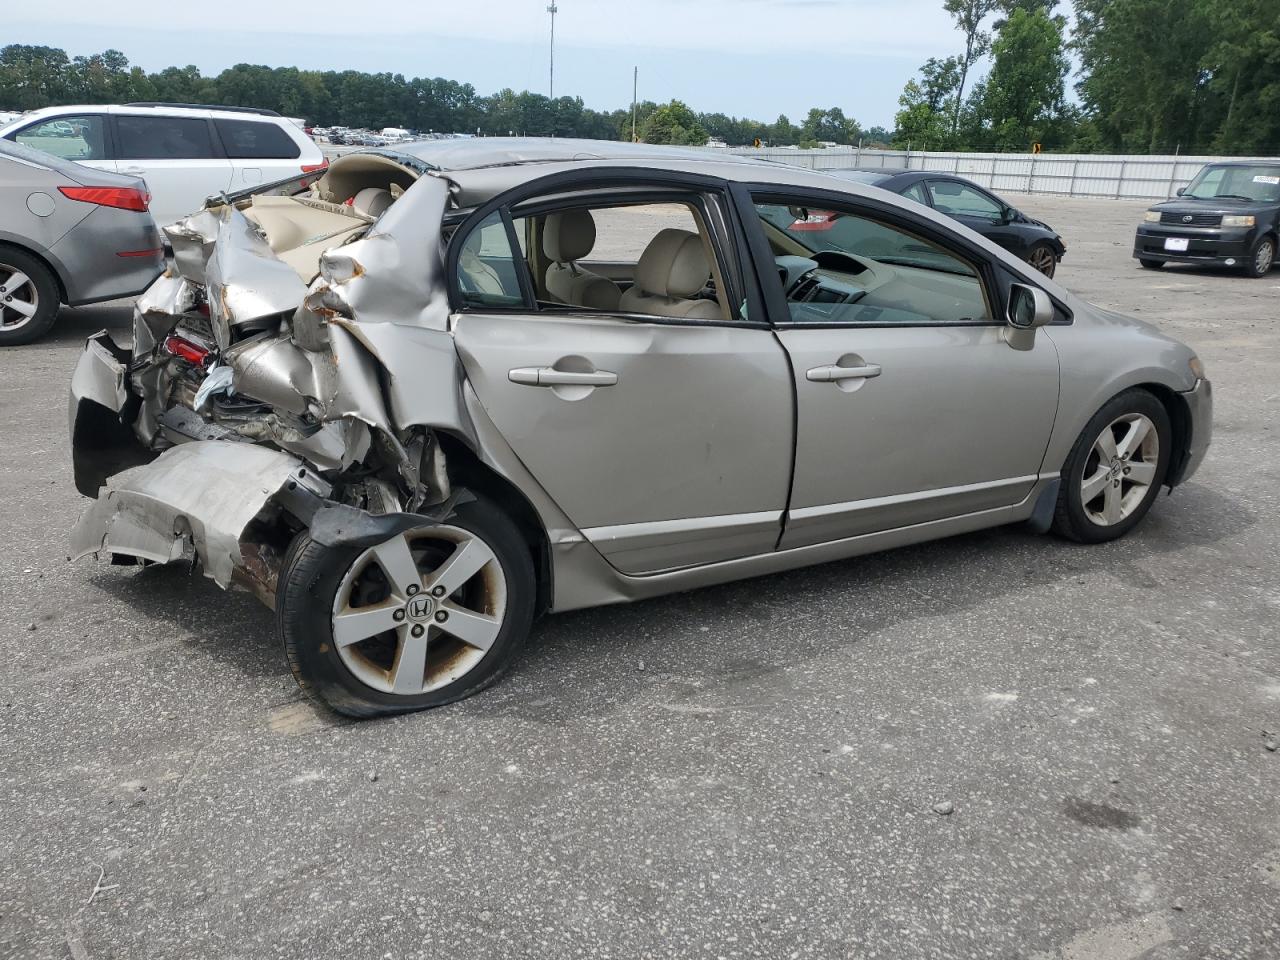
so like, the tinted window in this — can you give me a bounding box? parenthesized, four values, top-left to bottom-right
(902, 182, 931, 205)
(116, 115, 216, 160)
(455, 212, 526, 309)
(214, 118, 301, 159)
(928, 180, 1003, 220)
(12, 115, 107, 160)
(755, 200, 990, 326)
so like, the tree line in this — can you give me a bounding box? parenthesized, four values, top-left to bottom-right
(3, 0, 1279, 155)
(0, 44, 888, 148)
(897, 0, 1280, 155)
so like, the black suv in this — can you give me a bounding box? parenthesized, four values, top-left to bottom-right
(1134, 162, 1280, 278)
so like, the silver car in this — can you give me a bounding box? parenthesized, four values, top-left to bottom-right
(0, 138, 163, 345)
(68, 139, 1212, 717)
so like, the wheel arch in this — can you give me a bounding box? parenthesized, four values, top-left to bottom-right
(434, 430, 554, 617)
(0, 236, 69, 303)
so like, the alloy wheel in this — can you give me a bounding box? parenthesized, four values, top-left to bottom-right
(0, 262, 39, 332)
(1256, 239, 1275, 275)
(1080, 413, 1160, 526)
(330, 524, 507, 695)
(1029, 246, 1057, 277)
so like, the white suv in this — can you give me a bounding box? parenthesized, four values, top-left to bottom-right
(1, 103, 327, 225)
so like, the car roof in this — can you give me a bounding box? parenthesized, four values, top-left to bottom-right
(0, 103, 292, 123)
(374, 137, 771, 172)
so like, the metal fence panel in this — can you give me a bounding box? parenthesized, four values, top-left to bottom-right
(700, 146, 1277, 200)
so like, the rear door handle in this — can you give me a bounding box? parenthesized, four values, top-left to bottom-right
(806, 363, 882, 382)
(120, 166, 147, 175)
(509, 367, 618, 387)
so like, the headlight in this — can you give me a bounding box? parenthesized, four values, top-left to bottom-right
(1143, 210, 1161, 222)
(1222, 215, 1256, 227)
(1189, 356, 1206, 380)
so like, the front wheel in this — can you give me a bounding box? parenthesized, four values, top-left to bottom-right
(1027, 242, 1058, 278)
(278, 494, 536, 718)
(1243, 235, 1276, 278)
(1052, 389, 1171, 544)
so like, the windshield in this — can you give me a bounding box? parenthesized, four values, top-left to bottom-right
(1183, 164, 1280, 203)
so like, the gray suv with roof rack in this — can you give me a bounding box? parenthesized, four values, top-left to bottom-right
(1134, 161, 1280, 278)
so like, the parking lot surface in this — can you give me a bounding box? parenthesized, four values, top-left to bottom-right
(2, 193, 1278, 959)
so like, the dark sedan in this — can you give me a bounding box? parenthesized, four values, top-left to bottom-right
(826, 169, 1066, 277)
(1134, 162, 1280, 278)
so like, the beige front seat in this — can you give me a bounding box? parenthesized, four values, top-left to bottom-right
(619, 228, 720, 320)
(543, 210, 621, 310)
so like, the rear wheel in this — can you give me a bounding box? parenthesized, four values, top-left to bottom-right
(278, 495, 536, 717)
(1027, 242, 1058, 278)
(1243, 235, 1275, 278)
(0, 248, 59, 346)
(1139, 258, 1165, 270)
(1052, 389, 1171, 544)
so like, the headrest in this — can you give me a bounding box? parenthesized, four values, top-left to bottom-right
(352, 187, 394, 218)
(543, 209, 597, 263)
(634, 229, 710, 299)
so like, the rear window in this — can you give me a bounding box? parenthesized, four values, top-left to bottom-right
(214, 118, 301, 160)
(116, 115, 216, 160)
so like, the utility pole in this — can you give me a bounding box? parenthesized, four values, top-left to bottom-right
(631, 66, 638, 142)
(547, 2, 559, 100)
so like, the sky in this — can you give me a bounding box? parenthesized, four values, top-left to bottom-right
(15, 0, 977, 128)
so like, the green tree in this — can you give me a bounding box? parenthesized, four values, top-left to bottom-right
(975, 8, 1069, 149)
(943, 0, 999, 136)
(800, 107, 858, 144)
(639, 100, 708, 145)
(1074, 0, 1219, 153)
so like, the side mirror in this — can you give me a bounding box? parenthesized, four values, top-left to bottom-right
(1175, 187, 1186, 197)
(1008, 283, 1053, 330)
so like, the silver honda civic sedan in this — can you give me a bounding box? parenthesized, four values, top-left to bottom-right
(68, 139, 1212, 717)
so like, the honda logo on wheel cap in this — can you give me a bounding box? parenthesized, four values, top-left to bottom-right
(406, 596, 435, 621)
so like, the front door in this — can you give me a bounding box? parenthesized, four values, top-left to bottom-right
(450, 204, 794, 575)
(745, 191, 1060, 549)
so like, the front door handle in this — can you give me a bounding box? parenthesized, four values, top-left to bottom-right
(120, 166, 147, 175)
(806, 363, 882, 383)
(509, 367, 618, 387)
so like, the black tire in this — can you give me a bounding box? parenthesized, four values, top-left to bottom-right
(1051, 388, 1172, 544)
(1027, 241, 1058, 278)
(0, 246, 60, 345)
(1243, 234, 1276, 279)
(278, 494, 536, 718)
(1139, 258, 1165, 270)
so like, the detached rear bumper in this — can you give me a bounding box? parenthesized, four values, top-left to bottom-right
(71, 441, 317, 590)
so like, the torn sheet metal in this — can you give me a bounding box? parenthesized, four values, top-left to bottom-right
(307, 174, 452, 331)
(71, 441, 316, 588)
(204, 206, 308, 351)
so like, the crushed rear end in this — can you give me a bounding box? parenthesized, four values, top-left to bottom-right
(69, 151, 459, 606)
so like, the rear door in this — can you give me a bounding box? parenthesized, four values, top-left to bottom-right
(113, 113, 233, 225)
(450, 181, 795, 575)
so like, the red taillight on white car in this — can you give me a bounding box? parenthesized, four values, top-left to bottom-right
(301, 159, 329, 174)
(57, 185, 151, 212)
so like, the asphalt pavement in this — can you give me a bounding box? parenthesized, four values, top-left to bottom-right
(2, 193, 1279, 959)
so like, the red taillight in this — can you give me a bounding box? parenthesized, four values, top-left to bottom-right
(301, 159, 329, 174)
(163, 335, 210, 366)
(58, 185, 151, 212)
(116, 248, 163, 258)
